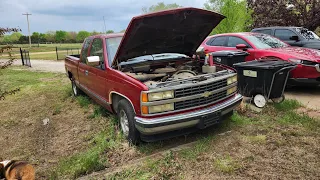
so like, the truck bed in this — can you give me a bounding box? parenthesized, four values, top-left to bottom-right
(65, 55, 80, 81)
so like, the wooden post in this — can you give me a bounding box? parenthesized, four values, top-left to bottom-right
(20, 47, 24, 65)
(56, 47, 58, 60)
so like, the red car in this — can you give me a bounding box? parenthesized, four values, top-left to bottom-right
(199, 32, 320, 86)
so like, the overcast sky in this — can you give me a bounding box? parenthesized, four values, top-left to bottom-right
(1, 0, 207, 35)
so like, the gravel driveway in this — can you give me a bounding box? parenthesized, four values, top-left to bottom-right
(2, 59, 319, 110)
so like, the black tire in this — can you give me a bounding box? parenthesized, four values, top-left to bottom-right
(71, 80, 82, 96)
(117, 99, 140, 145)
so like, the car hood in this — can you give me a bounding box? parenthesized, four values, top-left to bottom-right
(112, 7, 225, 67)
(266, 47, 320, 63)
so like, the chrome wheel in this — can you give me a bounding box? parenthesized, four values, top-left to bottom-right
(72, 81, 77, 96)
(119, 109, 129, 137)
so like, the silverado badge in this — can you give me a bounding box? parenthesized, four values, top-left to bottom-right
(202, 91, 212, 98)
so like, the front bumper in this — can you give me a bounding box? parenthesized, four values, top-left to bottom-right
(135, 94, 242, 135)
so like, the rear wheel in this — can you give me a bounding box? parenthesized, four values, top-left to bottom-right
(253, 94, 267, 108)
(71, 80, 82, 96)
(117, 99, 140, 144)
(271, 95, 285, 103)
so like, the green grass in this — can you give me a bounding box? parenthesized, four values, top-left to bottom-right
(274, 99, 301, 111)
(30, 52, 59, 60)
(76, 95, 91, 108)
(244, 134, 267, 144)
(179, 136, 213, 160)
(8, 43, 82, 53)
(214, 155, 241, 173)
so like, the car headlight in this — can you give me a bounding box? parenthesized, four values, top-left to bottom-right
(147, 103, 174, 114)
(141, 90, 174, 102)
(227, 86, 237, 95)
(227, 75, 237, 85)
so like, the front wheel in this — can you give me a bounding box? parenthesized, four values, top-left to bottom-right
(117, 99, 140, 145)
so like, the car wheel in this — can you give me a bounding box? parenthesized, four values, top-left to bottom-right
(117, 99, 140, 145)
(71, 80, 82, 96)
(253, 94, 267, 108)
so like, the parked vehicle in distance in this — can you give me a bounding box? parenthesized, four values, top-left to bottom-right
(199, 32, 320, 86)
(251, 27, 320, 50)
(65, 8, 242, 144)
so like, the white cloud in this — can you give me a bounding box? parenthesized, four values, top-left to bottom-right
(1, 0, 207, 34)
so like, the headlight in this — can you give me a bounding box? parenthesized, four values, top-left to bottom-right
(142, 90, 174, 102)
(148, 103, 174, 114)
(227, 86, 237, 95)
(227, 75, 237, 85)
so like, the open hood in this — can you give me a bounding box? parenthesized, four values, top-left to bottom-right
(112, 7, 225, 67)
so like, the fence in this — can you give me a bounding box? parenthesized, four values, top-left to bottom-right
(56, 47, 81, 60)
(20, 48, 31, 67)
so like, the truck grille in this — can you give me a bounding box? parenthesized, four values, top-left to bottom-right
(175, 90, 228, 110)
(175, 79, 227, 98)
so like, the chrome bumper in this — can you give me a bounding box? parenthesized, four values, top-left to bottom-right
(135, 94, 242, 135)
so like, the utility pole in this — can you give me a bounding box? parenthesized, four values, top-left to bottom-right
(22, 12, 32, 47)
(103, 16, 107, 33)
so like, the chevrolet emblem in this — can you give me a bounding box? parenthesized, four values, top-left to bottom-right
(202, 91, 212, 98)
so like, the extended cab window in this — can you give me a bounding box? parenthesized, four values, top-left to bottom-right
(227, 36, 251, 47)
(274, 29, 296, 41)
(210, 36, 227, 46)
(90, 38, 105, 69)
(106, 37, 123, 66)
(81, 38, 92, 64)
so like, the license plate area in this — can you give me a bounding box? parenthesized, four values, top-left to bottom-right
(198, 111, 221, 128)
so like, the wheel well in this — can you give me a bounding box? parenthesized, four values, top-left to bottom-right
(68, 71, 73, 80)
(111, 93, 136, 114)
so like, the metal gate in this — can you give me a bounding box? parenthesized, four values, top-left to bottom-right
(20, 48, 31, 67)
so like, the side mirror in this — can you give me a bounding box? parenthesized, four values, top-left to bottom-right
(87, 56, 100, 66)
(290, 35, 299, 41)
(236, 44, 248, 50)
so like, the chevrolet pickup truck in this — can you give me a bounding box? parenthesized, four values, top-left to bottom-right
(65, 8, 242, 143)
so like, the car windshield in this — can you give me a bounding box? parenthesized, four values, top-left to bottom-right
(295, 28, 319, 39)
(106, 36, 123, 65)
(245, 34, 289, 49)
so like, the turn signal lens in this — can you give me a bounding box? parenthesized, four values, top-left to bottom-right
(141, 105, 148, 114)
(141, 93, 148, 102)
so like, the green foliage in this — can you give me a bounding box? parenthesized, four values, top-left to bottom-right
(106, 30, 114, 34)
(205, 0, 253, 35)
(76, 95, 91, 108)
(273, 99, 301, 111)
(142, 2, 182, 13)
(214, 155, 241, 173)
(76, 31, 90, 43)
(55, 30, 67, 43)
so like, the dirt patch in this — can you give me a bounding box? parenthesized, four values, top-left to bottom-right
(297, 107, 320, 120)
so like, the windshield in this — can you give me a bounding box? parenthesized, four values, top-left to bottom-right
(106, 36, 123, 65)
(245, 34, 289, 49)
(295, 28, 319, 39)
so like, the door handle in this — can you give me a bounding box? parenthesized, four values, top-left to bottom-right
(85, 70, 88, 76)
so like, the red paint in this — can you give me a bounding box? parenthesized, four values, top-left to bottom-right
(200, 32, 320, 82)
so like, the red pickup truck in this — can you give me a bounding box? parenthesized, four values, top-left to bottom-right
(65, 8, 242, 143)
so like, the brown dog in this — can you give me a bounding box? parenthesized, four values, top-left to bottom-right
(0, 160, 35, 180)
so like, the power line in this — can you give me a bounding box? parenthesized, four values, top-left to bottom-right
(22, 12, 32, 47)
(103, 16, 107, 33)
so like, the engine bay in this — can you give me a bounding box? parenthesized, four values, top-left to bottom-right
(120, 58, 230, 89)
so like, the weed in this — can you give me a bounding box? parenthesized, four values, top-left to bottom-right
(214, 155, 241, 173)
(244, 134, 267, 144)
(230, 112, 253, 126)
(76, 95, 91, 108)
(52, 104, 62, 115)
(274, 99, 301, 111)
(179, 136, 213, 160)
